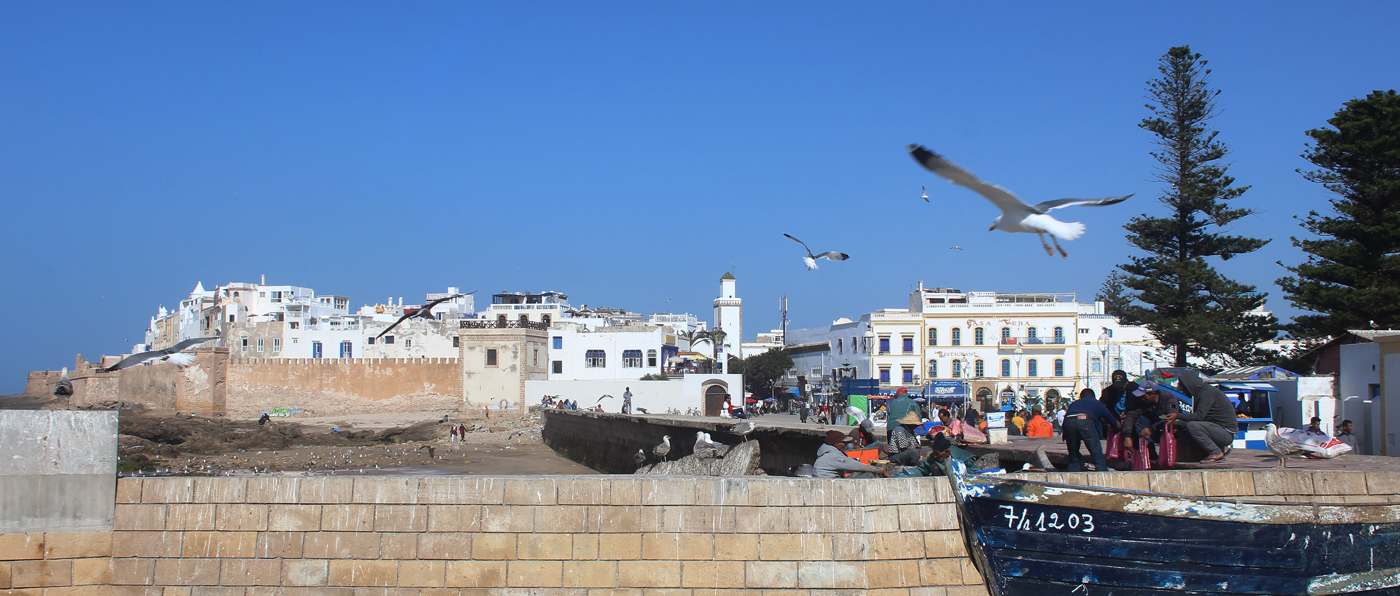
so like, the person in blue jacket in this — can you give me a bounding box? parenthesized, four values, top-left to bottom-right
(1063, 388, 1121, 472)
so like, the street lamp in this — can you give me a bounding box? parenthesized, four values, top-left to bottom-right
(1096, 330, 1111, 390)
(1012, 347, 1024, 410)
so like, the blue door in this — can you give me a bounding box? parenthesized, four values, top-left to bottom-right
(340, 341, 352, 358)
(312, 341, 322, 358)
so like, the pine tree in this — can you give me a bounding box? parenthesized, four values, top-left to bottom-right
(1276, 90, 1400, 338)
(1117, 46, 1278, 367)
(1095, 271, 1140, 325)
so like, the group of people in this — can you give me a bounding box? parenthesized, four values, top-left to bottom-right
(543, 396, 581, 410)
(446, 422, 471, 441)
(1061, 369, 1238, 471)
(813, 387, 994, 478)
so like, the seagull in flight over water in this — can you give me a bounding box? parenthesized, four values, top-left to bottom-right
(783, 234, 850, 270)
(908, 144, 1131, 257)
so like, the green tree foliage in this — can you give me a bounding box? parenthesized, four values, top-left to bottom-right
(732, 348, 793, 395)
(1095, 271, 1141, 325)
(1277, 90, 1400, 338)
(1118, 46, 1278, 367)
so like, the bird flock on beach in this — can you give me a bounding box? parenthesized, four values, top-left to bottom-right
(783, 145, 1132, 269)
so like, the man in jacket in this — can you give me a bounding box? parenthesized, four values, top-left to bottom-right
(1024, 408, 1055, 438)
(814, 430, 884, 478)
(1099, 369, 1140, 417)
(1063, 388, 1120, 472)
(1164, 370, 1238, 463)
(1121, 379, 1181, 453)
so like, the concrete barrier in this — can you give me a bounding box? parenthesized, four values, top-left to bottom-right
(0, 411, 117, 533)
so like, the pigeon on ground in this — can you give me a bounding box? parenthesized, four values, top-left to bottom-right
(376, 292, 473, 338)
(653, 435, 672, 461)
(908, 144, 1131, 258)
(100, 337, 219, 372)
(783, 234, 850, 270)
(1265, 423, 1301, 468)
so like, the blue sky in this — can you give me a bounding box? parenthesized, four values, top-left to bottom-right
(3, 2, 1397, 392)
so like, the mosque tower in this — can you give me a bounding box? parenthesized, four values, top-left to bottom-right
(713, 272, 742, 369)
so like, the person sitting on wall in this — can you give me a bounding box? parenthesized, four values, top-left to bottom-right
(814, 430, 885, 478)
(887, 410, 926, 466)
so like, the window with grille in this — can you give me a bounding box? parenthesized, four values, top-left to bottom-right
(952, 360, 962, 378)
(928, 328, 937, 346)
(975, 360, 985, 377)
(1054, 327, 1064, 343)
(951, 328, 961, 346)
(902, 368, 914, 384)
(975, 328, 985, 345)
(1055, 359, 1065, 377)
(623, 350, 643, 368)
(1001, 359, 1011, 377)
(879, 337, 890, 354)
(647, 349, 657, 367)
(879, 368, 891, 383)
(902, 336, 913, 353)
(928, 360, 937, 377)
(585, 350, 606, 368)
(1027, 359, 1038, 377)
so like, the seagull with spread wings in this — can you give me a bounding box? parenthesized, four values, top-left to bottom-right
(100, 337, 219, 372)
(783, 234, 850, 270)
(908, 144, 1131, 257)
(376, 292, 473, 339)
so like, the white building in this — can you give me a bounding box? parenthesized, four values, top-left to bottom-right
(546, 324, 677, 381)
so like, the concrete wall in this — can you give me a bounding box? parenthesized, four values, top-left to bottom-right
(228, 358, 461, 403)
(460, 327, 548, 409)
(0, 411, 117, 533)
(5, 468, 1400, 593)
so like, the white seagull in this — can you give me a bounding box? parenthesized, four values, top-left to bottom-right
(1264, 423, 1301, 468)
(783, 234, 850, 270)
(653, 435, 672, 461)
(920, 186, 929, 202)
(100, 337, 219, 372)
(730, 421, 755, 436)
(908, 144, 1131, 257)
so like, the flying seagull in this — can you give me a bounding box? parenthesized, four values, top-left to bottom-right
(949, 246, 963, 251)
(783, 234, 850, 270)
(920, 186, 929, 202)
(100, 337, 219, 372)
(907, 144, 1131, 257)
(376, 291, 473, 339)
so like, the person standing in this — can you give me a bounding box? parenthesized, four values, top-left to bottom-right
(1337, 420, 1358, 451)
(799, 401, 810, 424)
(1063, 389, 1120, 472)
(1163, 370, 1238, 464)
(886, 388, 915, 441)
(1099, 370, 1140, 417)
(622, 387, 633, 415)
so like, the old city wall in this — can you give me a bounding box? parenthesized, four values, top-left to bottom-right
(227, 358, 461, 402)
(6, 469, 1400, 594)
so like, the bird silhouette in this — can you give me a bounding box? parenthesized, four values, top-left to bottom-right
(920, 186, 929, 202)
(377, 292, 473, 339)
(783, 234, 850, 270)
(100, 337, 219, 372)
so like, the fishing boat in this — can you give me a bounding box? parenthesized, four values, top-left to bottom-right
(946, 460, 1400, 595)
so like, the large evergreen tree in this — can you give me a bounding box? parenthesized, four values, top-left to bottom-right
(1118, 46, 1278, 367)
(1276, 90, 1400, 338)
(1095, 271, 1140, 325)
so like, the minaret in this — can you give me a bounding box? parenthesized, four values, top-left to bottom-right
(713, 272, 742, 370)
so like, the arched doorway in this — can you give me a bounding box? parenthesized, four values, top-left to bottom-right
(976, 387, 994, 414)
(703, 383, 729, 416)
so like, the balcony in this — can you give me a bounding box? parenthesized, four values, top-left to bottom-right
(998, 336, 1067, 348)
(461, 320, 550, 331)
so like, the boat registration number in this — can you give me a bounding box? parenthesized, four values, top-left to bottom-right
(999, 505, 1095, 533)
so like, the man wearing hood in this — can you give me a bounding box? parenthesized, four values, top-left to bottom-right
(1099, 370, 1139, 417)
(1164, 370, 1238, 463)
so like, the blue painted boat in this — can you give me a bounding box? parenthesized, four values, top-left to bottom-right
(946, 461, 1400, 595)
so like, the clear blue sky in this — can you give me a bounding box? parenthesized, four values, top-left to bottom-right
(3, 2, 1397, 392)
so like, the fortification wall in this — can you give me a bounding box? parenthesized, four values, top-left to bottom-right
(6, 469, 1400, 593)
(227, 357, 461, 404)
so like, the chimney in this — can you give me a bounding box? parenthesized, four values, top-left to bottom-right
(260, 274, 265, 285)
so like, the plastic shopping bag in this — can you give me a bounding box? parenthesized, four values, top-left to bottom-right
(1131, 441, 1152, 471)
(1278, 427, 1353, 459)
(1158, 426, 1177, 469)
(1105, 429, 1124, 462)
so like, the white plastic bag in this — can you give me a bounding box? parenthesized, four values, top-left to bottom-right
(1278, 427, 1353, 459)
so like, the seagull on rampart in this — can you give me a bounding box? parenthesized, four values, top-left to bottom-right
(653, 435, 672, 461)
(376, 291, 473, 339)
(1265, 423, 1301, 468)
(730, 421, 755, 436)
(783, 234, 850, 270)
(100, 337, 219, 372)
(907, 144, 1131, 257)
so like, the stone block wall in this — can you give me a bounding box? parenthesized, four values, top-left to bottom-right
(228, 358, 462, 403)
(5, 469, 1400, 593)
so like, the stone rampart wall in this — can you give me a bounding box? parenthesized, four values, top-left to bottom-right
(228, 358, 461, 402)
(6, 469, 1400, 593)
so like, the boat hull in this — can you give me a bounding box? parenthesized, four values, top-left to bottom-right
(947, 464, 1400, 596)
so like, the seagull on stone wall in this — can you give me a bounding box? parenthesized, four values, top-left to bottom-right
(908, 144, 1131, 258)
(783, 234, 850, 271)
(376, 291, 473, 339)
(653, 435, 672, 461)
(1265, 423, 1301, 468)
(730, 421, 755, 436)
(99, 337, 219, 372)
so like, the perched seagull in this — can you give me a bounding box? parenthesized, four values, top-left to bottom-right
(376, 291, 474, 339)
(1265, 423, 1301, 468)
(907, 144, 1131, 258)
(694, 431, 713, 451)
(704, 432, 725, 449)
(652, 435, 672, 461)
(920, 186, 929, 202)
(783, 234, 850, 270)
(100, 337, 219, 372)
(633, 449, 647, 466)
(730, 421, 755, 436)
